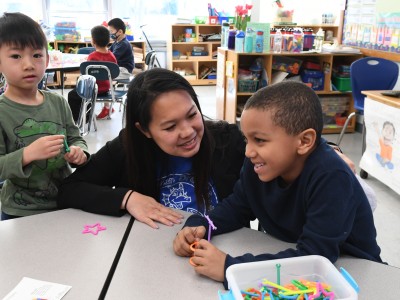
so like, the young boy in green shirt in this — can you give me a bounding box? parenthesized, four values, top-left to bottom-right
(0, 12, 89, 220)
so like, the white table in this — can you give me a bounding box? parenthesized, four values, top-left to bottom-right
(0, 209, 130, 299)
(106, 211, 400, 299)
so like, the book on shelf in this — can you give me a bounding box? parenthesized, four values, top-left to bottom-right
(199, 65, 216, 79)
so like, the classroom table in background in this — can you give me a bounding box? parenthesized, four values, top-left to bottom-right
(46, 53, 88, 95)
(105, 211, 400, 299)
(0, 209, 130, 299)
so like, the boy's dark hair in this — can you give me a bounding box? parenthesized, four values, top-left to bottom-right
(107, 18, 126, 33)
(244, 81, 323, 141)
(91, 25, 111, 47)
(382, 121, 395, 136)
(0, 12, 47, 50)
(123, 68, 213, 211)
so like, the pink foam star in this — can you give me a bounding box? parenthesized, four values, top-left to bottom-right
(82, 223, 107, 235)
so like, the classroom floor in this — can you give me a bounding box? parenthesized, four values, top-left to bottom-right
(5, 85, 399, 268)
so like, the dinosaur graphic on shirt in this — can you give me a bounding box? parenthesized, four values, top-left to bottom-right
(13, 118, 65, 170)
(161, 183, 192, 209)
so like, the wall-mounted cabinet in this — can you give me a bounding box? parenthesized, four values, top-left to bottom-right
(216, 49, 363, 134)
(168, 24, 221, 86)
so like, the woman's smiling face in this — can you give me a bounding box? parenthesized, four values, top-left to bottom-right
(139, 90, 204, 158)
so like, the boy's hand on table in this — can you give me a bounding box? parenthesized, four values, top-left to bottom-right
(64, 146, 87, 165)
(190, 239, 226, 282)
(22, 135, 64, 166)
(173, 226, 206, 257)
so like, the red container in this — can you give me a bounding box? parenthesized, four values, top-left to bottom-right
(209, 16, 218, 25)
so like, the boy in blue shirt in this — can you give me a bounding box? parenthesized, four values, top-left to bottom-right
(96, 17, 134, 120)
(0, 13, 88, 219)
(173, 81, 382, 287)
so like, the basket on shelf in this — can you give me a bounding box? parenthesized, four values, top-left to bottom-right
(238, 80, 259, 92)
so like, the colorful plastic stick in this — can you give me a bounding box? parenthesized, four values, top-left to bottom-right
(262, 279, 293, 293)
(276, 263, 281, 285)
(64, 136, 70, 153)
(204, 214, 217, 241)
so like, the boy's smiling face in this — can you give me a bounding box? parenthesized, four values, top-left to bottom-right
(241, 107, 305, 184)
(0, 43, 48, 95)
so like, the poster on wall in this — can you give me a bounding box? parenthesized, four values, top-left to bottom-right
(342, 0, 400, 53)
(360, 98, 400, 195)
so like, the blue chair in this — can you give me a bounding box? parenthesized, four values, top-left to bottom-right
(336, 57, 399, 178)
(77, 47, 95, 55)
(351, 57, 399, 112)
(80, 61, 127, 119)
(75, 74, 98, 136)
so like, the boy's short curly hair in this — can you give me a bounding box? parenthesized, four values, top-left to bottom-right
(243, 81, 323, 141)
(0, 12, 47, 50)
(107, 18, 126, 33)
(91, 25, 111, 47)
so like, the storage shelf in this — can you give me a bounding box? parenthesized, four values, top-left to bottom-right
(216, 49, 363, 134)
(168, 24, 221, 86)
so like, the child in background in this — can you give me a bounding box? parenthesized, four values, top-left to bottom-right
(173, 81, 382, 287)
(95, 18, 135, 120)
(0, 12, 88, 220)
(68, 25, 117, 122)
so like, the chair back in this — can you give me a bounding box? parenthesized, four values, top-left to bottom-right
(350, 57, 399, 111)
(145, 50, 158, 69)
(76, 74, 97, 100)
(80, 61, 120, 80)
(75, 74, 98, 136)
(77, 47, 95, 54)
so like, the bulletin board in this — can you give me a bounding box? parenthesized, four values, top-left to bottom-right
(342, 0, 400, 60)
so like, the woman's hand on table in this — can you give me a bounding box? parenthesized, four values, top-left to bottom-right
(124, 191, 184, 229)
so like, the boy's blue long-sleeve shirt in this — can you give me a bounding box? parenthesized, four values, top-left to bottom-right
(184, 140, 382, 288)
(109, 37, 134, 73)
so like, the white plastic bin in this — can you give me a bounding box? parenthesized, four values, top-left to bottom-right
(226, 255, 357, 300)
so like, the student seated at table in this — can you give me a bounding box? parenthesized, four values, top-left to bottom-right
(173, 81, 382, 288)
(58, 68, 246, 229)
(67, 25, 117, 123)
(58, 69, 376, 230)
(95, 17, 135, 120)
(0, 12, 88, 220)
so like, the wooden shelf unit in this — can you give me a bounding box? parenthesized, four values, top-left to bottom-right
(216, 49, 363, 134)
(168, 24, 221, 86)
(48, 40, 146, 87)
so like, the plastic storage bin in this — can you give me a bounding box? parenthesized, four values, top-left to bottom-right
(332, 75, 352, 92)
(194, 16, 207, 24)
(238, 80, 259, 92)
(226, 255, 358, 300)
(301, 70, 325, 91)
(272, 56, 302, 74)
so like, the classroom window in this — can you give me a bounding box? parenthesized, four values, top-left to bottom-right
(0, 0, 44, 21)
(45, 0, 109, 39)
(111, 0, 238, 41)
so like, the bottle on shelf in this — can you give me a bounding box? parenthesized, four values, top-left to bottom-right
(221, 22, 230, 48)
(235, 30, 245, 52)
(228, 29, 236, 50)
(255, 30, 264, 53)
(273, 28, 282, 53)
(292, 27, 304, 53)
(244, 28, 255, 53)
(314, 28, 324, 52)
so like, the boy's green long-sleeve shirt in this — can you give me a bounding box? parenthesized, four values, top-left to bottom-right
(0, 90, 89, 216)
